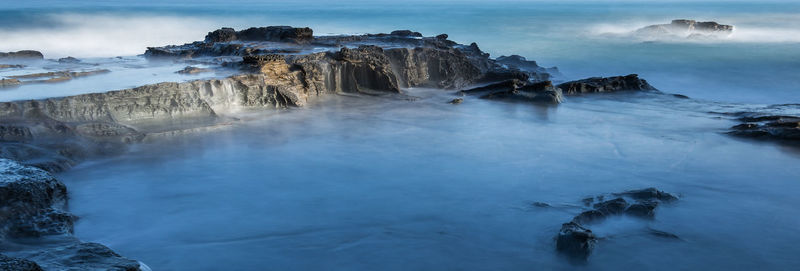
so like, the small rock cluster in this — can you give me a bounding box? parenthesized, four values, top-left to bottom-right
(555, 188, 678, 261)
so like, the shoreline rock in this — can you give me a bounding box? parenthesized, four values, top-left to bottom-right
(0, 159, 144, 270)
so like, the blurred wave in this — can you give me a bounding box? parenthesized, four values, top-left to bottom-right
(0, 13, 223, 58)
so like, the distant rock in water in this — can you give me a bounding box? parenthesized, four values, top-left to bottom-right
(0, 50, 44, 60)
(57, 56, 81, 63)
(634, 19, 734, 40)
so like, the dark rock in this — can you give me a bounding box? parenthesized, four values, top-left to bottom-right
(0, 159, 73, 239)
(672, 94, 690, 99)
(57, 57, 80, 63)
(554, 188, 678, 262)
(557, 74, 657, 95)
(593, 198, 628, 216)
(556, 222, 597, 260)
(531, 202, 550, 208)
(205, 27, 238, 43)
(448, 98, 463, 104)
(0, 51, 44, 60)
(625, 202, 658, 218)
(616, 187, 678, 203)
(634, 19, 733, 39)
(727, 114, 800, 142)
(648, 228, 681, 239)
(435, 34, 449, 40)
(390, 30, 423, 37)
(0, 254, 43, 271)
(236, 26, 313, 43)
(462, 79, 563, 104)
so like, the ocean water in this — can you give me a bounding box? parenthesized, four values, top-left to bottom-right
(1, 1, 799, 270)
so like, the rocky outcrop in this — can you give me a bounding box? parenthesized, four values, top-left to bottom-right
(204, 26, 313, 43)
(554, 188, 679, 261)
(0, 51, 44, 60)
(556, 74, 657, 95)
(635, 19, 734, 40)
(0, 159, 144, 270)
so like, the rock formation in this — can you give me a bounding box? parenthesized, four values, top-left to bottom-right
(634, 19, 734, 40)
(555, 188, 679, 261)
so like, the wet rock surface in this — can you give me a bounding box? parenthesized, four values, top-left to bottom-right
(555, 188, 679, 261)
(0, 159, 143, 270)
(0, 254, 43, 271)
(635, 19, 734, 40)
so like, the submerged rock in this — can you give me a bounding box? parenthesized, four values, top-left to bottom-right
(176, 66, 213, 74)
(24, 242, 143, 271)
(0, 51, 44, 60)
(57, 57, 80, 63)
(7, 69, 110, 84)
(554, 187, 678, 261)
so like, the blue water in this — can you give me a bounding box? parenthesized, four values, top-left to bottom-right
(1, 1, 799, 270)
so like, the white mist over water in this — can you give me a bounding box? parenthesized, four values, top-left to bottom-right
(0, 14, 221, 58)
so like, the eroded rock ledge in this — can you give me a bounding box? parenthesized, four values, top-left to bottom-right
(2, 26, 660, 172)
